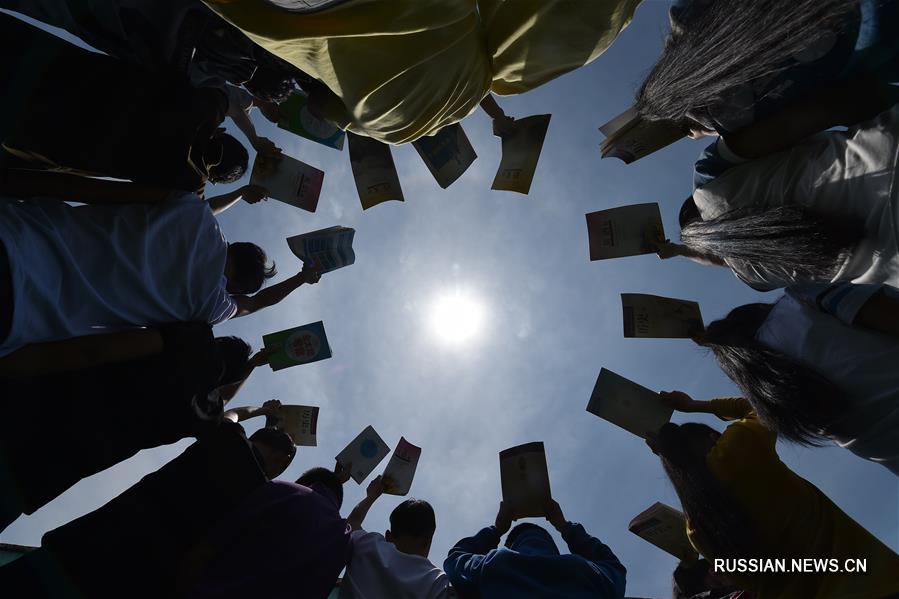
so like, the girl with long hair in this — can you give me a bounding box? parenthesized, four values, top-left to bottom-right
(688, 282, 899, 473)
(649, 410, 899, 598)
(657, 103, 899, 291)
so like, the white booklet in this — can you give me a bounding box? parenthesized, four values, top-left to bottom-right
(381, 437, 422, 496)
(277, 405, 319, 446)
(599, 106, 685, 164)
(250, 154, 324, 212)
(621, 293, 704, 338)
(336, 426, 391, 484)
(286, 226, 355, 274)
(347, 133, 404, 210)
(491, 114, 551, 195)
(499, 441, 552, 519)
(628, 502, 698, 561)
(412, 123, 477, 188)
(586, 203, 665, 260)
(586, 368, 672, 439)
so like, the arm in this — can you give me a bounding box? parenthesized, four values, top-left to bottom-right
(659, 391, 753, 422)
(656, 241, 728, 268)
(207, 184, 269, 215)
(231, 266, 321, 318)
(0, 328, 163, 377)
(479, 94, 516, 137)
(227, 97, 282, 158)
(223, 399, 282, 424)
(216, 348, 272, 405)
(0, 169, 171, 205)
(724, 75, 899, 160)
(444, 502, 510, 592)
(347, 475, 384, 531)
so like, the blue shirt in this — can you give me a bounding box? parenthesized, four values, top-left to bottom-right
(444, 523, 626, 599)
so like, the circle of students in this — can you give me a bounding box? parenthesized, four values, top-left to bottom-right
(0, 1, 897, 598)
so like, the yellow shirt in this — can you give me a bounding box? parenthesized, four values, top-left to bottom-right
(203, 0, 641, 144)
(686, 398, 899, 599)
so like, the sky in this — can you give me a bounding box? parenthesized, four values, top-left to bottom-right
(2, 3, 898, 597)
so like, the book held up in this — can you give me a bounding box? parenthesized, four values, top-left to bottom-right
(336, 426, 391, 484)
(629, 502, 698, 562)
(621, 293, 704, 338)
(491, 114, 551, 195)
(413, 123, 477, 189)
(250, 154, 324, 212)
(287, 226, 355, 274)
(499, 442, 552, 519)
(586, 203, 665, 261)
(262, 321, 332, 371)
(382, 437, 422, 496)
(277, 405, 320, 446)
(587, 368, 672, 439)
(599, 106, 685, 164)
(347, 133, 405, 210)
(278, 91, 346, 150)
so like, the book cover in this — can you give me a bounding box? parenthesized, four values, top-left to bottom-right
(491, 114, 551, 195)
(336, 425, 392, 484)
(499, 441, 552, 519)
(347, 133, 404, 209)
(586, 368, 672, 439)
(412, 123, 477, 189)
(599, 106, 685, 164)
(277, 91, 346, 150)
(262, 321, 332, 371)
(336, 425, 390, 485)
(621, 293, 704, 338)
(250, 154, 324, 212)
(382, 437, 422, 496)
(278, 405, 319, 446)
(628, 502, 698, 561)
(286, 226, 356, 274)
(586, 203, 665, 260)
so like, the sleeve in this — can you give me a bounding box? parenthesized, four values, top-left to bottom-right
(561, 522, 627, 598)
(786, 282, 897, 325)
(708, 397, 753, 422)
(693, 138, 747, 190)
(714, 414, 778, 459)
(206, 278, 238, 325)
(442, 525, 501, 593)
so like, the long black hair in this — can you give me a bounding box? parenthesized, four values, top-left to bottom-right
(657, 422, 755, 561)
(698, 303, 848, 445)
(680, 202, 862, 285)
(635, 0, 858, 126)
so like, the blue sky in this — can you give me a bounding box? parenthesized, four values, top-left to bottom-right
(3, 3, 897, 597)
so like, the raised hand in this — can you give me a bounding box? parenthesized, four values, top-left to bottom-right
(495, 501, 513, 535)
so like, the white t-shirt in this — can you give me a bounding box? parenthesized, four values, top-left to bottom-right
(339, 530, 449, 599)
(694, 104, 899, 291)
(0, 192, 236, 356)
(756, 294, 899, 475)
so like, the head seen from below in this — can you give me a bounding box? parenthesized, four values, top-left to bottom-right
(386, 499, 437, 558)
(249, 427, 296, 480)
(296, 467, 344, 509)
(504, 522, 559, 556)
(213, 336, 253, 387)
(204, 129, 249, 184)
(225, 242, 277, 295)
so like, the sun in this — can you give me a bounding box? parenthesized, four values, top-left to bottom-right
(429, 291, 486, 345)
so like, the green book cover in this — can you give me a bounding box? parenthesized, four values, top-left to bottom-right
(262, 321, 332, 371)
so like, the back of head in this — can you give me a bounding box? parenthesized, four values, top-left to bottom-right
(656, 423, 752, 561)
(699, 303, 847, 445)
(213, 336, 252, 386)
(249, 427, 296, 479)
(636, 0, 857, 126)
(296, 467, 343, 509)
(504, 523, 559, 556)
(673, 559, 712, 598)
(206, 132, 248, 184)
(389, 499, 436, 541)
(226, 242, 277, 295)
(680, 205, 862, 287)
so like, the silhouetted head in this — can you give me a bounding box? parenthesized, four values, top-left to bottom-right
(245, 66, 296, 104)
(249, 427, 296, 479)
(296, 466, 344, 509)
(225, 242, 277, 295)
(213, 336, 252, 386)
(504, 523, 559, 556)
(679, 196, 701, 230)
(204, 131, 249, 184)
(386, 499, 437, 557)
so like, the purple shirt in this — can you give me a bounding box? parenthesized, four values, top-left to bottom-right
(190, 480, 351, 599)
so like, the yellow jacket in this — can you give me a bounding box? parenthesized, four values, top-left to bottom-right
(686, 398, 899, 599)
(203, 0, 641, 143)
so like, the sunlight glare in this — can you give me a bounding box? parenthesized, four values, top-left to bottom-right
(429, 291, 486, 345)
